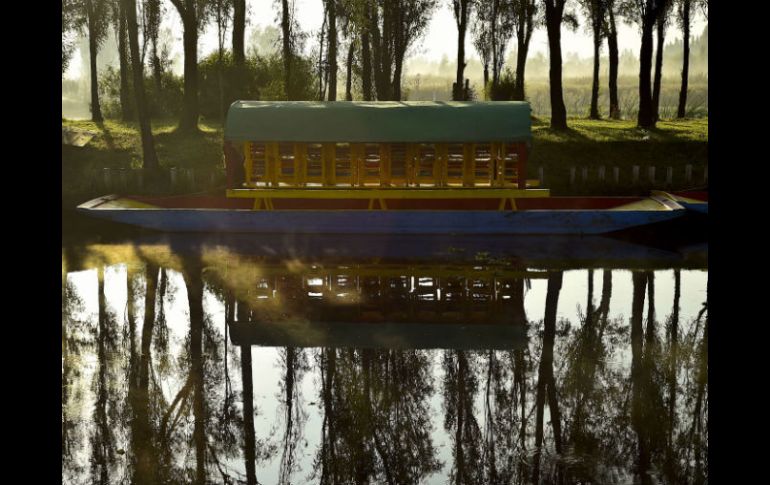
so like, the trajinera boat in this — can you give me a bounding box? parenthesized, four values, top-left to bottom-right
(78, 101, 685, 235)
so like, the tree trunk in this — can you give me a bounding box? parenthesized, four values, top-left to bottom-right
(282, 0, 292, 99)
(637, 14, 656, 129)
(87, 2, 103, 123)
(118, 4, 133, 121)
(361, 30, 373, 101)
(491, 0, 499, 87)
(607, 7, 620, 119)
(233, 0, 246, 67)
(652, 18, 665, 121)
(545, 2, 568, 130)
(131, 262, 158, 484)
(533, 271, 563, 484)
(513, 11, 532, 101)
(392, 49, 403, 101)
(179, 11, 200, 132)
(327, 0, 338, 101)
(151, 38, 163, 97)
(589, 22, 601, 119)
(345, 42, 354, 101)
(454, 0, 468, 101)
(664, 270, 680, 483)
(677, 0, 690, 118)
(630, 272, 650, 485)
(185, 268, 206, 485)
(241, 342, 257, 485)
(124, 0, 160, 171)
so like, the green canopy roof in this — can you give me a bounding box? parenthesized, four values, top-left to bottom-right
(224, 101, 532, 143)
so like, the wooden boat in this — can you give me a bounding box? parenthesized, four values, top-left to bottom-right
(653, 189, 708, 214)
(77, 193, 684, 235)
(78, 101, 686, 234)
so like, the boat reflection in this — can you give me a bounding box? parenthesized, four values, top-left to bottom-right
(62, 236, 708, 485)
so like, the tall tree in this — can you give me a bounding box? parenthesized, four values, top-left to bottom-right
(145, 0, 164, 97)
(213, 0, 233, 119)
(652, 1, 672, 121)
(169, 0, 209, 132)
(675, 0, 691, 118)
(605, 0, 621, 118)
(512, 0, 537, 101)
(490, 0, 514, 90)
(543, 0, 569, 130)
(532, 271, 564, 483)
(232, 0, 245, 66)
(630, 0, 668, 128)
(63, 0, 82, 75)
(124, 0, 160, 171)
(79, 0, 110, 122)
(471, 0, 492, 96)
(111, 0, 134, 120)
(580, 0, 607, 119)
(364, 0, 438, 101)
(281, 0, 294, 99)
(452, 0, 472, 101)
(326, 0, 339, 100)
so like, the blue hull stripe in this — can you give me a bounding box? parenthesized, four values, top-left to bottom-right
(79, 208, 684, 235)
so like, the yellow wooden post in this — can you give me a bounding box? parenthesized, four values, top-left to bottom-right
(243, 142, 253, 186)
(264, 142, 279, 187)
(497, 143, 507, 187)
(463, 143, 476, 187)
(435, 144, 448, 187)
(488, 142, 499, 187)
(351, 143, 364, 186)
(321, 143, 336, 186)
(380, 143, 391, 187)
(294, 143, 307, 186)
(406, 143, 416, 186)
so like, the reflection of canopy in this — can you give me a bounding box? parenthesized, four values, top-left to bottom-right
(224, 101, 533, 143)
(228, 320, 527, 350)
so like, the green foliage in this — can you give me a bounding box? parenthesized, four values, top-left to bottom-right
(99, 66, 184, 119)
(97, 49, 319, 122)
(488, 68, 517, 101)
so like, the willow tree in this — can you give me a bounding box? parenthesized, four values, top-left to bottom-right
(77, 0, 109, 122)
(605, 0, 621, 118)
(628, 0, 669, 129)
(361, 0, 438, 101)
(580, 0, 607, 119)
(471, 0, 492, 95)
(512, 0, 537, 101)
(110, 0, 133, 120)
(124, 0, 160, 171)
(652, 1, 672, 121)
(144, 0, 164, 96)
(452, 0, 473, 101)
(471, 0, 515, 99)
(543, 0, 569, 130)
(170, 0, 210, 132)
(325, 0, 339, 100)
(675, 0, 691, 118)
(62, 0, 81, 74)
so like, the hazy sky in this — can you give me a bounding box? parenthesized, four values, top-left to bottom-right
(64, 0, 707, 80)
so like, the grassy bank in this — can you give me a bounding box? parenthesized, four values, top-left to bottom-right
(62, 117, 708, 205)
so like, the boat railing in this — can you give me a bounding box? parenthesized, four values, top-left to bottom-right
(233, 140, 531, 190)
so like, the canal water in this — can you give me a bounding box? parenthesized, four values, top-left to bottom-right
(62, 227, 707, 485)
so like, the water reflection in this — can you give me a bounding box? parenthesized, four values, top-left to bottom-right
(62, 238, 708, 484)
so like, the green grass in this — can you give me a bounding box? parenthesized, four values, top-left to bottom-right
(529, 117, 708, 194)
(62, 116, 708, 202)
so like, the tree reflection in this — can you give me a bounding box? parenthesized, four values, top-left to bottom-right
(62, 245, 708, 485)
(532, 271, 564, 485)
(314, 348, 440, 484)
